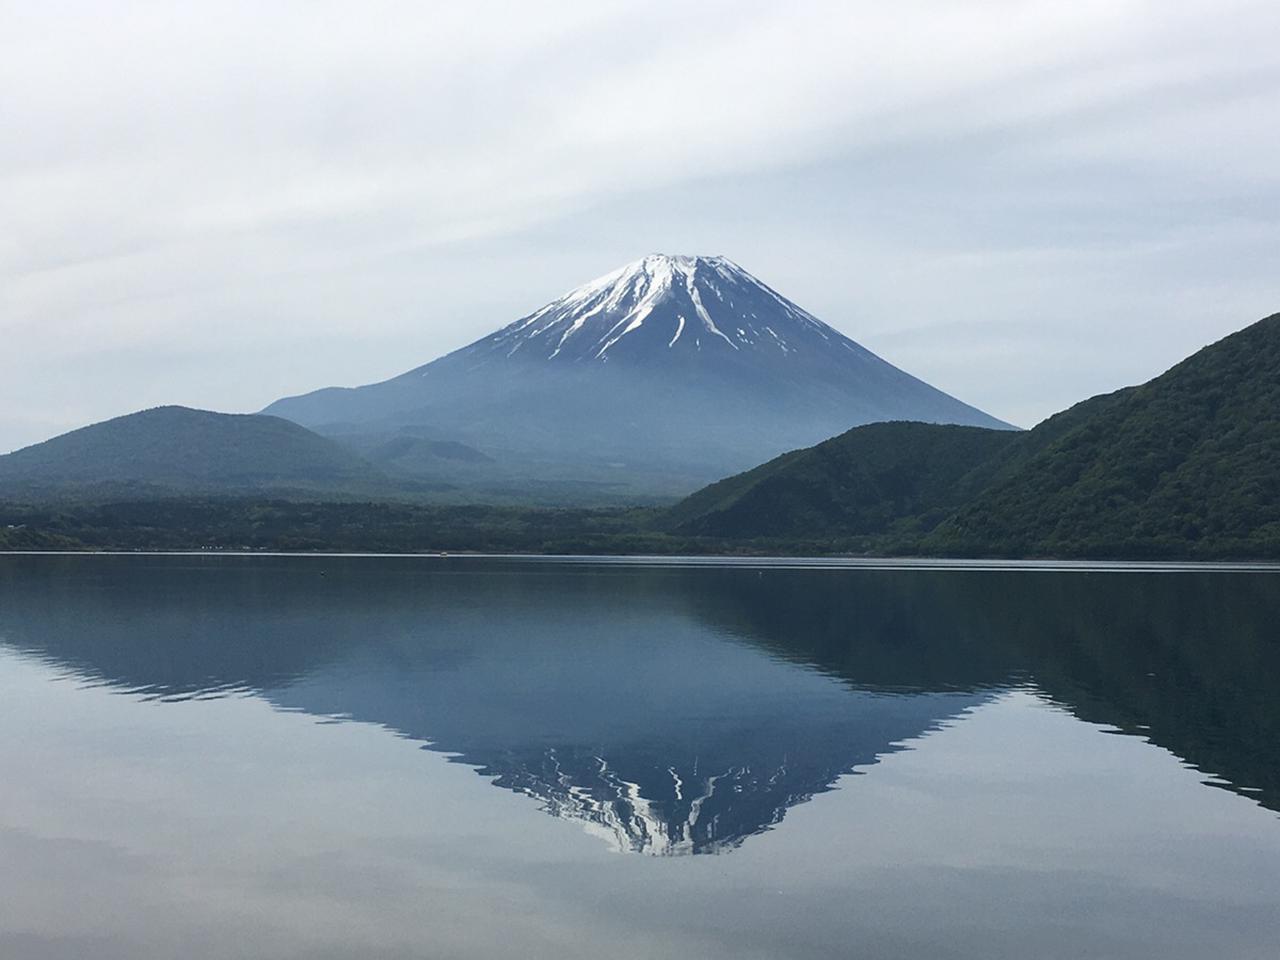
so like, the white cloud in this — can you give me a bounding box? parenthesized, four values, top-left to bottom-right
(1, 0, 1278, 449)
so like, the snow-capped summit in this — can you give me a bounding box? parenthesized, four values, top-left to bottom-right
(475, 253, 862, 366)
(264, 255, 1013, 497)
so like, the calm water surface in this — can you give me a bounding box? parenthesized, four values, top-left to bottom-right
(1, 555, 1278, 959)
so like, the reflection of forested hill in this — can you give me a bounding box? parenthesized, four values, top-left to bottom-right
(1, 555, 1276, 844)
(682, 567, 1280, 807)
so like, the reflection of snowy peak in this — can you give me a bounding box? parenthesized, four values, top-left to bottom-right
(471, 691, 977, 856)
(4, 557, 1275, 838)
(279, 653, 985, 857)
(475, 254, 865, 366)
(487, 748, 800, 856)
(0, 558, 997, 856)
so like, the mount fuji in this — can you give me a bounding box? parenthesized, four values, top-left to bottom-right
(264, 255, 1013, 497)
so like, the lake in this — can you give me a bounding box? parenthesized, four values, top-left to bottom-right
(1, 554, 1278, 959)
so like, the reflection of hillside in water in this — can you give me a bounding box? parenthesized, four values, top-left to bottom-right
(0, 556, 1276, 853)
(680, 567, 1280, 808)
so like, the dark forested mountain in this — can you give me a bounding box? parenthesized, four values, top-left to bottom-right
(0, 406, 393, 500)
(928, 312, 1280, 556)
(665, 421, 1019, 538)
(263, 254, 1012, 495)
(669, 312, 1280, 557)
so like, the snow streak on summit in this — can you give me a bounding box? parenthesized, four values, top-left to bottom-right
(478, 254, 857, 365)
(264, 255, 1014, 498)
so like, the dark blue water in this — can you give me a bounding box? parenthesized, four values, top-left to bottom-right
(0, 555, 1278, 959)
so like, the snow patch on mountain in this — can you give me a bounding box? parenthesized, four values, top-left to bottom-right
(475, 253, 862, 365)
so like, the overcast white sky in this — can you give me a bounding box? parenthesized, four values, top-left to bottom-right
(3, 0, 1279, 450)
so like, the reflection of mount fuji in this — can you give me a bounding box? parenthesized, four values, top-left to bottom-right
(1, 556, 1276, 853)
(273, 637, 983, 855)
(0, 556, 991, 855)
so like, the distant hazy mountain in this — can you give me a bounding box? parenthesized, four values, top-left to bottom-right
(0, 406, 392, 500)
(669, 312, 1280, 556)
(264, 254, 1013, 495)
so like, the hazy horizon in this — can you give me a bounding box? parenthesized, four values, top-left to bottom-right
(4, 1, 1279, 451)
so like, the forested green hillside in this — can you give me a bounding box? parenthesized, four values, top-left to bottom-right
(665, 422, 1018, 538)
(928, 313, 1280, 556)
(667, 313, 1280, 558)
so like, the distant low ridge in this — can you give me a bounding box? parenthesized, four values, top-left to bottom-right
(0, 406, 394, 500)
(263, 254, 1013, 496)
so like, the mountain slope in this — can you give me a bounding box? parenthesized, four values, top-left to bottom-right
(928, 312, 1280, 555)
(665, 421, 1019, 538)
(0, 406, 393, 500)
(669, 312, 1280, 557)
(264, 255, 1013, 496)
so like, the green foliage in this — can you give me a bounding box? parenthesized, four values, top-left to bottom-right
(0, 499, 712, 555)
(0, 524, 84, 551)
(927, 313, 1280, 558)
(665, 421, 1019, 538)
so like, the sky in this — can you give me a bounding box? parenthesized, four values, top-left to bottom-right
(3, 0, 1279, 451)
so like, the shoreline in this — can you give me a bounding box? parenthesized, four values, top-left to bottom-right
(3, 550, 1279, 573)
